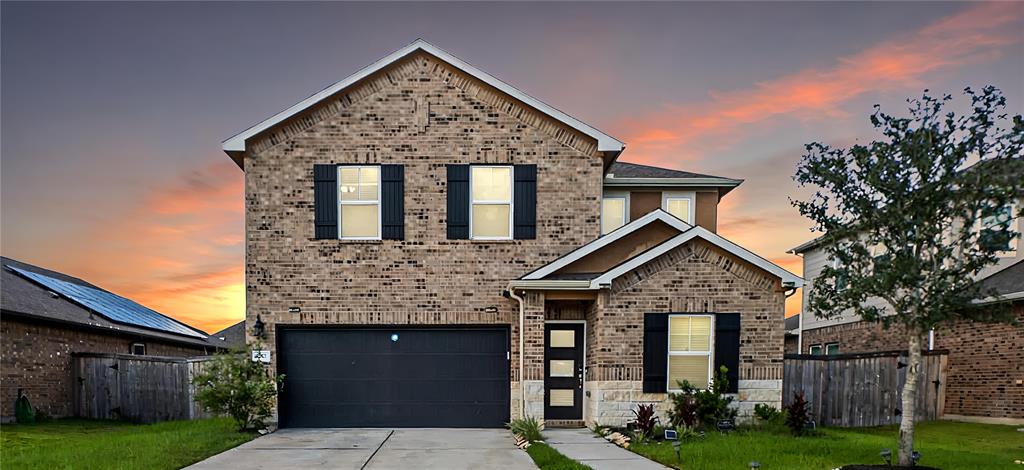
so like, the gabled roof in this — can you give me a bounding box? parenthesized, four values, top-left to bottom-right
(210, 320, 245, 349)
(515, 210, 804, 289)
(222, 39, 625, 159)
(974, 259, 1024, 304)
(0, 257, 217, 349)
(604, 161, 744, 195)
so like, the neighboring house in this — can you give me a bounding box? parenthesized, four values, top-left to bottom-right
(223, 39, 803, 428)
(783, 314, 799, 354)
(790, 210, 1024, 421)
(0, 257, 220, 421)
(210, 320, 246, 350)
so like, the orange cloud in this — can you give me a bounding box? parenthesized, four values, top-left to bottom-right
(616, 2, 1024, 167)
(37, 160, 245, 333)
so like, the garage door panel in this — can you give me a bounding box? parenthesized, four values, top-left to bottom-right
(278, 327, 509, 428)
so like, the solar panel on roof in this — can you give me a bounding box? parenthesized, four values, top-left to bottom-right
(7, 265, 206, 339)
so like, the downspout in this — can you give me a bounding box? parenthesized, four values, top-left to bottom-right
(507, 283, 526, 419)
(928, 329, 935, 351)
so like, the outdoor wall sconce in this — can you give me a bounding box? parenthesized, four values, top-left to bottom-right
(253, 315, 266, 339)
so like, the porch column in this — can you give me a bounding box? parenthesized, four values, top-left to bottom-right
(522, 290, 545, 420)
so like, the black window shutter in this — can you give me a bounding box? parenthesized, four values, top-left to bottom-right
(446, 165, 470, 239)
(714, 312, 741, 393)
(513, 165, 537, 239)
(381, 165, 404, 240)
(643, 312, 669, 392)
(313, 164, 338, 239)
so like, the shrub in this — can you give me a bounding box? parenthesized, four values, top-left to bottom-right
(630, 403, 659, 438)
(670, 366, 738, 430)
(753, 403, 783, 424)
(784, 391, 811, 436)
(508, 416, 544, 442)
(193, 345, 284, 431)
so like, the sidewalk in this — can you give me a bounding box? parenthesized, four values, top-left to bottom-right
(543, 429, 669, 470)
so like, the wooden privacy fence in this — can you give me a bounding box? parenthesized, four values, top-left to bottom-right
(783, 350, 948, 428)
(73, 352, 214, 423)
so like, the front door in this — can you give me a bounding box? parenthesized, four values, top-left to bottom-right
(544, 323, 584, 420)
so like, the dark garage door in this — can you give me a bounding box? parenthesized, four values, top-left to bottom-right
(277, 326, 510, 428)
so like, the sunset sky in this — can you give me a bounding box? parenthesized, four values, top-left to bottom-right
(2, 2, 1022, 333)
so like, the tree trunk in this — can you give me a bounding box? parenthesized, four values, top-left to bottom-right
(898, 332, 922, 466)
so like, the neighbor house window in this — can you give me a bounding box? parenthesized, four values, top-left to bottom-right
(977, 203, 1017, 255)
(667, 315, 713, 391)
(825, 343, 840, 355)
(662, 192, 694, 224)
(338, 166, 381, 239)
(808, 344, 823, 355)
(832, 258, 847, 292)
(601, 197, 627, 234)
(130, 343, 146, 355)
(470, 166, 512, 239)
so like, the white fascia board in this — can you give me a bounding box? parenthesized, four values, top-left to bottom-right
(590, 225, 805, 289)
(223, 39, 625, 154)
(520, 210, 692, 281)
(507, 280, 594, 290)
(603, 177, 744, 188)
(972, 291, 1024, 306)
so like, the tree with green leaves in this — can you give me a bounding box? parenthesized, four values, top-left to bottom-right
(793, 86, 1022, 466)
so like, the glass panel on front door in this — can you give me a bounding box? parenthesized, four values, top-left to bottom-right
(544, 323, 584, 420)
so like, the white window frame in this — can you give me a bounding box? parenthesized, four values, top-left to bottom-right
(666, 314, 715, 392)
(601, 193, 629, 235)
(825, 342, 840, 355)
(662, 191, 695, 224)
(975, 202, 1019, 257)
(469, 165, 514, 240)
(808, 344, 823, 355)
(337, 165, 382, 241)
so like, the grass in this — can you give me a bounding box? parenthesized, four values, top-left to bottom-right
(627, 421, 1024, 470)
(0, 418, 257, 470)
(526, 442, 593, 470)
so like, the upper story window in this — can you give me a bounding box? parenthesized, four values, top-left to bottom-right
(977, 203, 1018, 255)
(808, 344, 823, 355)
(130, 343, 146, 355)
(470, 166, 513, 239)
(825, 342, 840, 355)
(601, 196, 627, 234)
(662, 191, 694, 224)
(339, 166, 381, 239)
(667, 314, 713, 391)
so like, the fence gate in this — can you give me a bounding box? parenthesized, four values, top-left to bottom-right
(73, 352, 213, 423)
(783, 350, 947, 427)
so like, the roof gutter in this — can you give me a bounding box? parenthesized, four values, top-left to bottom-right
(603, 177, 744, 188)
(507, 280, 594, 290)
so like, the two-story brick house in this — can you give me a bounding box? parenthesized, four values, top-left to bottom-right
(224, 40, 802, 428)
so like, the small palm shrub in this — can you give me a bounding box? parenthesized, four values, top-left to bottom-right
(630, 403, 659, 439)
(193, 345, 284, 431)
(784, 391, 811, 436)
(508, 416, 544, 442)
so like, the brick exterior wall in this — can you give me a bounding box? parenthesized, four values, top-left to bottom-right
(242, 51, 788, 424)
(801, 303, 1024, 419)
(243, 52, 603, 385)
(1, 317, 209, 420)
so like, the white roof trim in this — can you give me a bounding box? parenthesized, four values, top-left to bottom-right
(972, 290, 1024, 306)
(222, 39, 625, 154)
(507, 280, 593, 290)
(589, 225, 805, 288)
(520, 210, 692, 280)
(604, 177, 744, 187)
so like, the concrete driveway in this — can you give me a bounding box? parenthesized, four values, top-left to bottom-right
(186, 428, 537, 469)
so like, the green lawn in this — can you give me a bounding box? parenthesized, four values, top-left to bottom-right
(526, 442, 593, 470)
(628, 421, 1024, 470)
(0, 418, 256, 470)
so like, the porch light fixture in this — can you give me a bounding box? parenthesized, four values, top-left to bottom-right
(253, 315, 266, 339)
